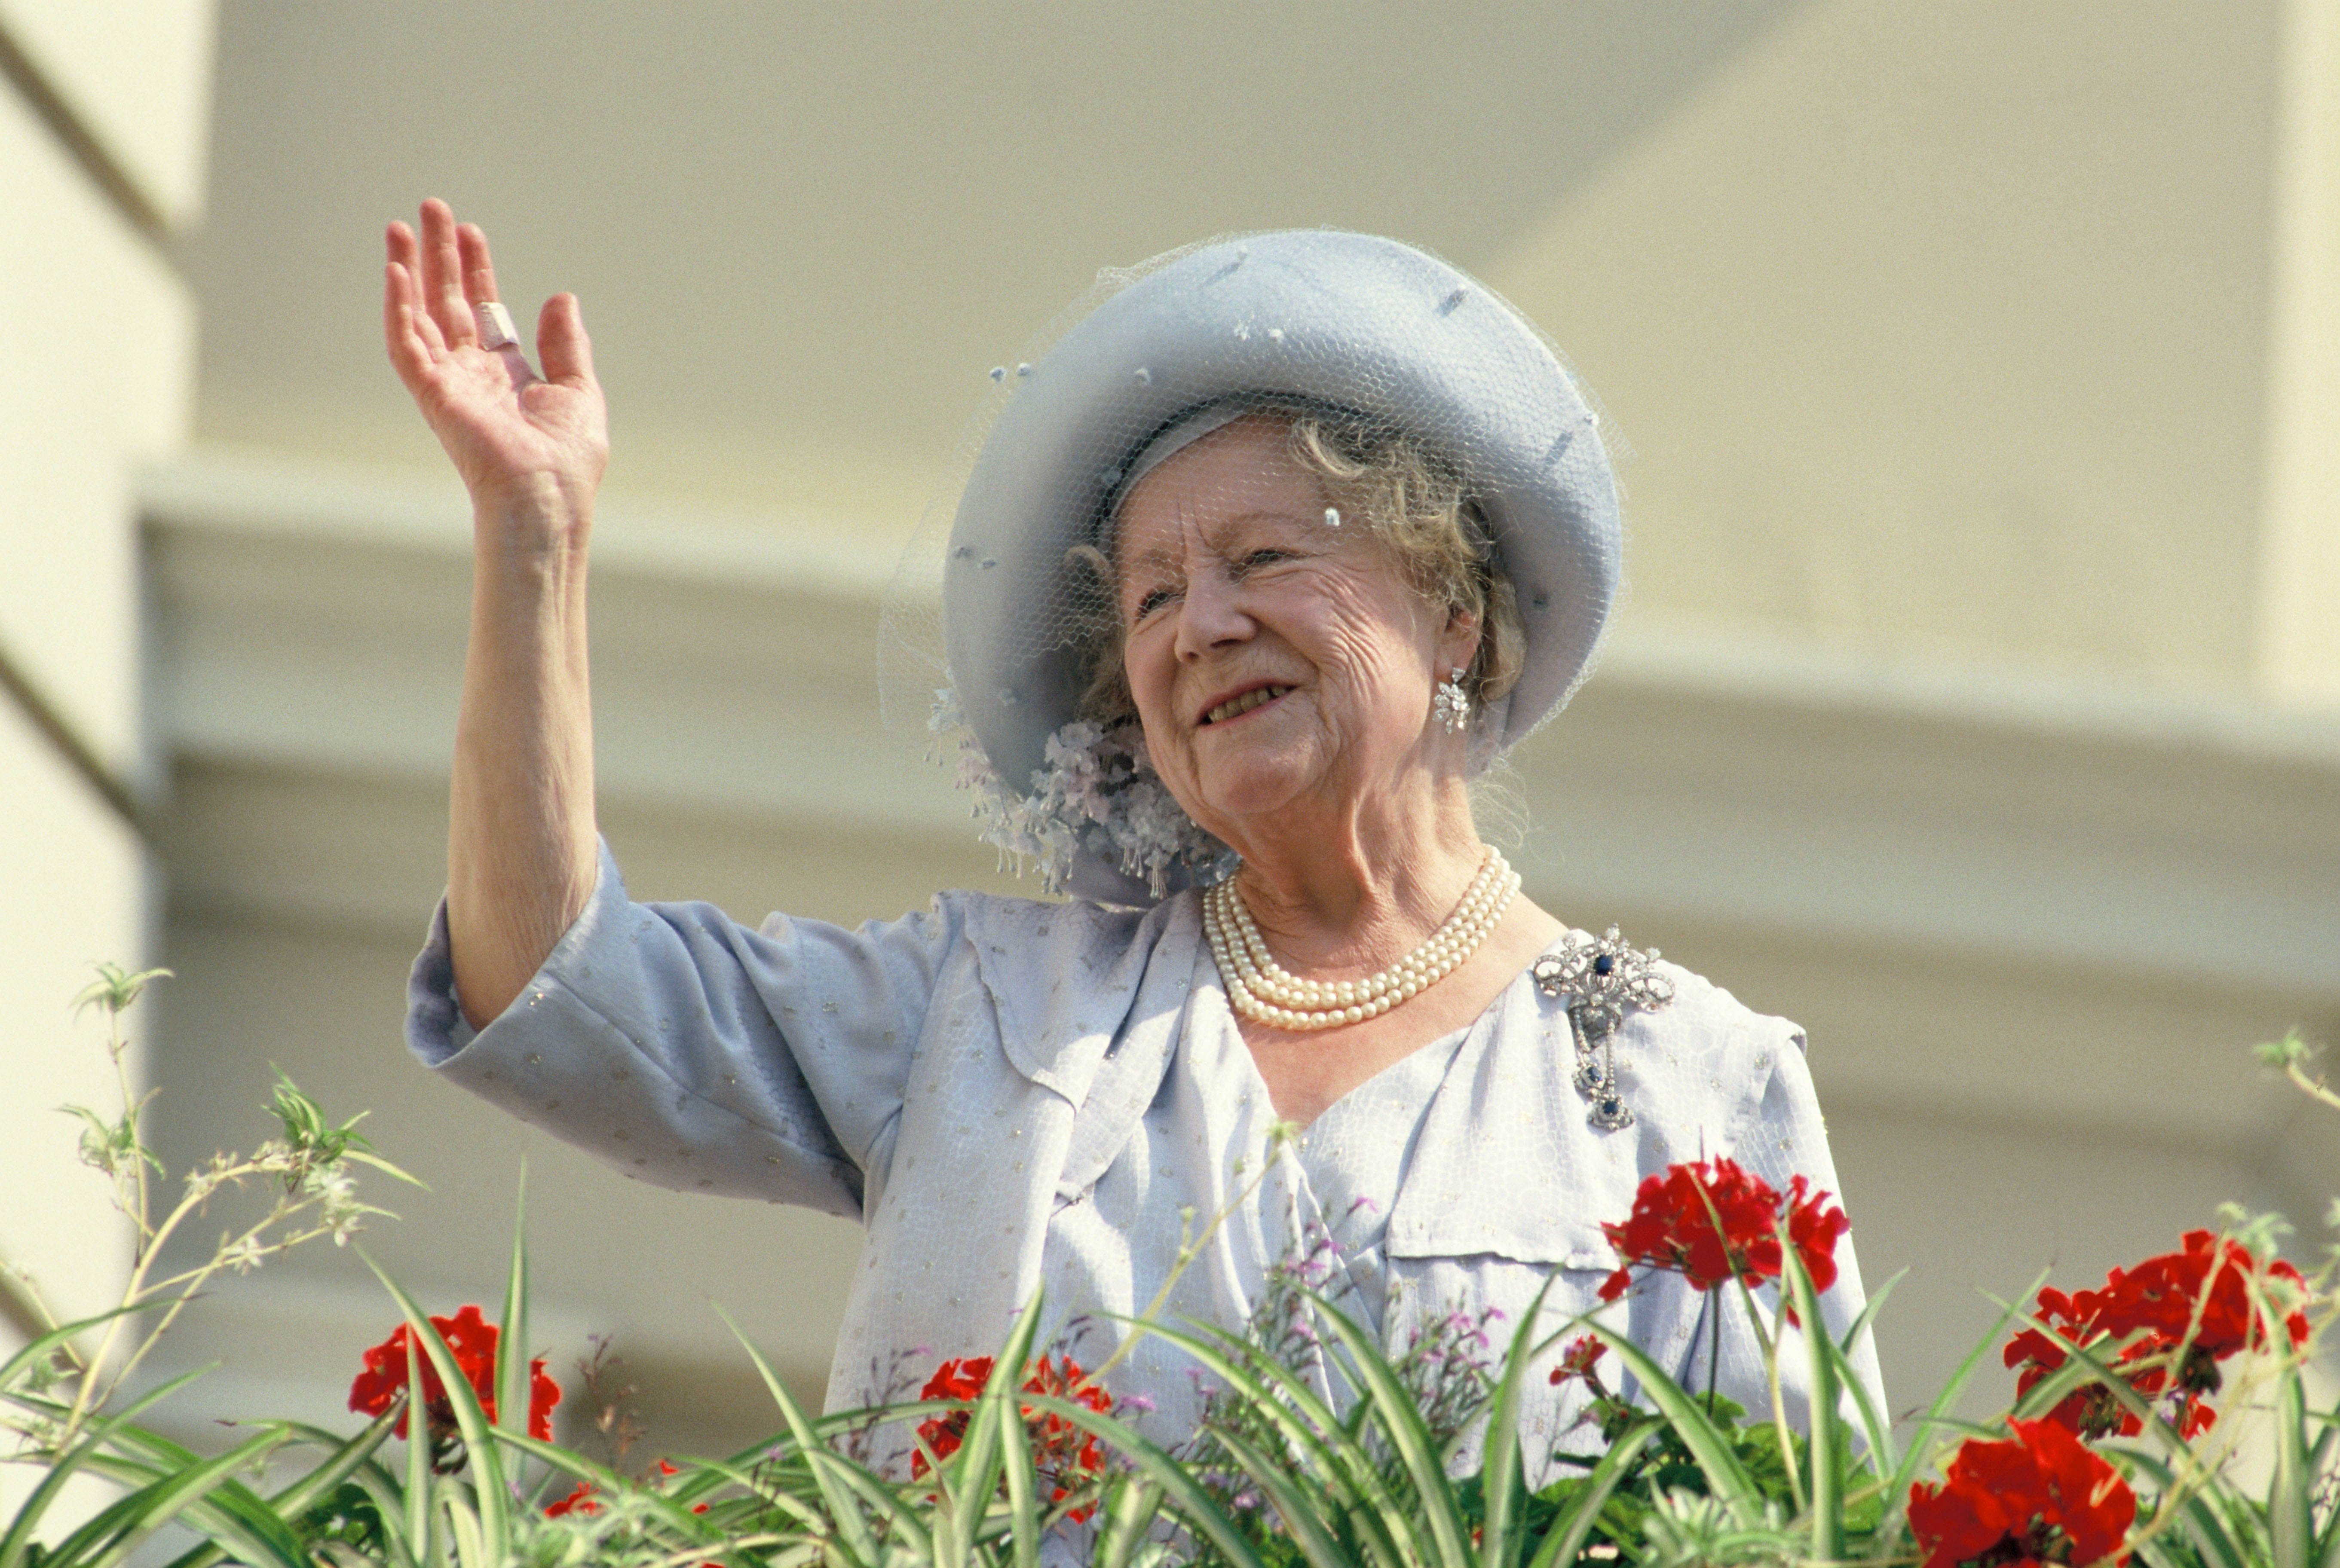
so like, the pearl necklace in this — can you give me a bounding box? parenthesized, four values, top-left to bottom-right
(1204, 849, 1520, 1031)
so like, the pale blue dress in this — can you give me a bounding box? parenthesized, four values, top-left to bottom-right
(406, 841, 1882, 1470)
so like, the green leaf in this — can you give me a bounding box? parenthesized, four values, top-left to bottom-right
(436, 1491, 478, 1568)
(1523, 1422, 1660, 1568)
(1817, 1313, 1896, 1477)
(1479, 1277, 1559, 1568)
(0, 1366, 217, 1568)
(1782, 1244, 1843, 1565)
(1878, 1271, 2048, 1540)
(0, 1302, 144, 1395)
(493, 1168, 531, 1443)
(1578, 1313, 1763, 1524)
(667, 1452, 792, 1525)
(358, 1253, 507, 1560)
(73, 964, 171, 1017)
(485, 1429, 722, 1537)
(2272, 1361, 2312, 1568)
(338, 1148, 427, 1189)
(2254, 1031, 2316, 1070)
(1307, 1296, 1474, 1568)
(714, 1303, 880, 1568)
(266, 1070, 377, 1167)
(2003, 1303, 2187, 1456)
(111, 1410, 397, 1568)
(989, 1344, 1041, 1568)
(935, 1296, 1045, 1568)
(796, 1449, 939, 1559)
(2116, 1449, 2250, 1568)
(57, 1106, 159, 1179)
(47, 1425, 295, 1568)
(265, 1410, 401, 1533)
(2319, 1421, 2340, 1568)
(1836, 1265, 1903, 1360)
(397, 1333, 429, 1568)
(1208, 1423, 1355, 1568)
(1125, 1316, 1409, 1568)
(61, 1455, 311, 1568)
(1092, 1477, 1167, 1568)
(1012, 1395, 1272, 1568)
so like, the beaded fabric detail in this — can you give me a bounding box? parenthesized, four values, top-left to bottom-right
(1206, 850, 1522, 1031)
(1532, 926, 1675, 1131)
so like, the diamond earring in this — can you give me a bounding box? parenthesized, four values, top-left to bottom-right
(1432, 666, 1470, 734)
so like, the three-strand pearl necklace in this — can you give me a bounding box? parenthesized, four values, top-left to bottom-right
(1204, 848, 1520, 1030)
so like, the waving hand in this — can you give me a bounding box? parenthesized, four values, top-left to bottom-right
(384, 199, 608, 520)
(384, 199, 605, 1027)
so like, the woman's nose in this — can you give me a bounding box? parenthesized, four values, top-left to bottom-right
(1173, 570, 1253, 659)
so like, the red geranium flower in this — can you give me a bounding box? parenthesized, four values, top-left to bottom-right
(1549, 1334, 1608, 1387)
(1598, 1157, 1847, 1306)
(543, 1480, 600, 1518)
(545, 1462, 709, 1528)
(1784, 1175, 1850, 1293)
(347, 1305, 560, 1450)
(911, 1353, 1114, 1522)
(1909, 1417, 2135, 1568)
(2005, 1232, 2312, 1440)
(910, 1354, 992, 1470)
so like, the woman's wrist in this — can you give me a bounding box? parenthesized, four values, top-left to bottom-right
(471, 467, 597, 551)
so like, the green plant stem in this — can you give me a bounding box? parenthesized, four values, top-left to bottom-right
(61, 1183, 217, 1446)
(96, 1215, 351, 1424)
(57, 1166, 325, 1449)
(1764, 1313, 1805, 1518)
(107, 1010, 153, 1251)
(1705, 1292, 1721, 1418)
(0, 1259, 67, 1358)
(57, 996, 169, 1444)
(2279, 1056, 2340, 1113)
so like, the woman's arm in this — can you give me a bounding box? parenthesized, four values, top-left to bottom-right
(383, 200, 609, 1027)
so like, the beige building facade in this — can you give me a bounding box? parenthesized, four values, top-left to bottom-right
(3, 1, 2334, 1460)
(0, 0, 208, 1372)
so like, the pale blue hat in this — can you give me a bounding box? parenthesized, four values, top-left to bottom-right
(935, 230, 1621, 901)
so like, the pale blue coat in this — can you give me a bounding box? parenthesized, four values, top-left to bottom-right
(406, 842, 1884, 1460)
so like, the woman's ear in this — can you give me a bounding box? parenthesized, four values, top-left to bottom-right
(1439, 607, 1483, 680)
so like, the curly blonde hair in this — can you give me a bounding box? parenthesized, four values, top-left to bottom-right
(1072, 408, 1523, 731)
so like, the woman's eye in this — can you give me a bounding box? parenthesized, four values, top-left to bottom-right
(1132, 585, 1177, 618)
(1238, 549, 1293, 571)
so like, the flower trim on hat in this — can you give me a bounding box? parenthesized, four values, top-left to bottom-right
(930, 685, 1236, 899)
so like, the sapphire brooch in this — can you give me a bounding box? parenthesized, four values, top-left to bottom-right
(1532, 926, 1674, 1131)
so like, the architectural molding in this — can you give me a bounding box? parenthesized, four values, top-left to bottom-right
(145, 445, 2340, 1208)
(2260, 0, 2340, 700)
(146, 447, 2340, 1003)
(0, 14, 175, 258)
(0, 627, 153, 841)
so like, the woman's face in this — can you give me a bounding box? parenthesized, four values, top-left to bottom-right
(1112, 417, 1473, 841)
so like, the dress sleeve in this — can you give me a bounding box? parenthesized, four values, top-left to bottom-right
(1669, 1022, 1890, 1434)
(403, 838, 959, 1218)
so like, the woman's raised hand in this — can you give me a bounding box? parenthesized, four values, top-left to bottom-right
(388, 201, 606, 1026)
(384, 200, 608, 525)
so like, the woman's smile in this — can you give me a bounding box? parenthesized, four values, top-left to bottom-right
(1198, 682, 1294, 727)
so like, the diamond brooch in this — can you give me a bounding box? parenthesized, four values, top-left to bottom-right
(1531, 926, 1674, 1132)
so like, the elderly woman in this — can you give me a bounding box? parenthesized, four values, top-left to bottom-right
(383, 202, 1881, 1452)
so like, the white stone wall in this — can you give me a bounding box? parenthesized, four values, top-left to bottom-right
(0, 0, 206, 1369)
